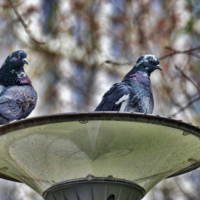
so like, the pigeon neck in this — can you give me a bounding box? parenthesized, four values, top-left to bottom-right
(123, 70, 150, 81)
(0, 63, 32, 87)
(17, 76, 32, 85)
(123, 70, 151, 90)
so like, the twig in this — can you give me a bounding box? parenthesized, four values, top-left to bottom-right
(188, 52, 200, 59)
(169, 95, 200, 117)
(169, 65, 200, 117)
(175, 65, 200, 93)
(0, 1, 23, 8)
(7, 0, 45, 45)
(104, 60, 133, 66)
(165, 46, 176, 52)
(105, 46, 200, 66)
(174, 177, 195, 200)
(159, 46, 200, 60)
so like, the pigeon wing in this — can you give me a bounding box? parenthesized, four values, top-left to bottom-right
(0, 85, 37, 122)
(95, 82, 130, 111)
(0, 96, 22, 121)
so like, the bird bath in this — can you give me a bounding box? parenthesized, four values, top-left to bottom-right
(0, 112, 200, 200)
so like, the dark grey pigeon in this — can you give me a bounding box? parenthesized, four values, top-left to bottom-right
(95, 55, 162, 114)
(0, 50, 37, 125)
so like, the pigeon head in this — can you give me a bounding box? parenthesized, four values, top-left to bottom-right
(135, 55, 162, 76)
(0, 50, 32, 86)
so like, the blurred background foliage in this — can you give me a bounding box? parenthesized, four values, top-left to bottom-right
(0, 0, 200, 199)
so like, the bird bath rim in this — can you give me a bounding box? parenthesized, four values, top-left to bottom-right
(0, 112, 199, 136)
(0, 111, 199, 183)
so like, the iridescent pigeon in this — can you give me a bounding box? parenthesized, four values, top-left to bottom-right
(95, 55, 162, 114)
(0, 50, 37, 125)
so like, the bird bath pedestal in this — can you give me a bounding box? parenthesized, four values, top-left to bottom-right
(0, 112, 200, 200)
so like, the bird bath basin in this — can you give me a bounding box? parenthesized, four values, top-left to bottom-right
(0, 112, 200, 200)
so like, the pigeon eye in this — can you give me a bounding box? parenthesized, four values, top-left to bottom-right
(149, 61, 153, 64)
(15, 55, 19, 58)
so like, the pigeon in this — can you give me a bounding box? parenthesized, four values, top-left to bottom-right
(0, 50, 37, 125)
(95, 55, 162, 114)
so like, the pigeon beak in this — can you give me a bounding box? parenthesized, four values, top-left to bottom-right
(22, 58, 28, 65)
(156, 65, 162, 71)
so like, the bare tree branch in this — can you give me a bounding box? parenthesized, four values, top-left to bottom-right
(104, 60, 133, 66)
(160, 46, 200, 60)
(7, 0, 45, 45)
(0, 1, 23, 8)
(174, 177, 195, 200)
(169, 65, 200, 117)
(175, 65, 200, 93)
(188, 52, 200, 59)
(102, 46, 200, 69)
(169, 95, 200, 117)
